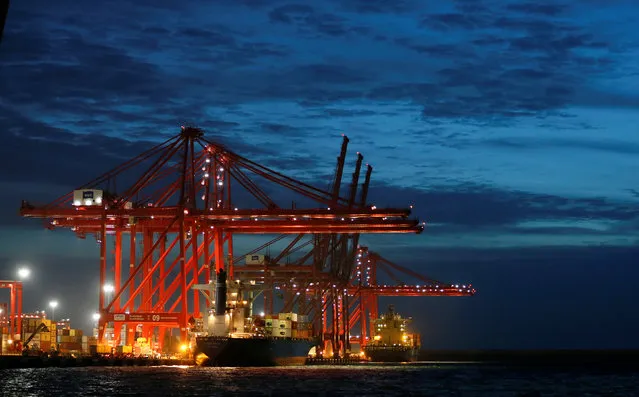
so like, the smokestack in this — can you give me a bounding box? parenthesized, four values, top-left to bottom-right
(214, 269, 227, 316)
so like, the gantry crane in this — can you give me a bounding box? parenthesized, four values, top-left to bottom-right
(229, 243, 475, 357)
(345, 246, 475, 348)
(0, 280, 23, 344)
(20, 126, 422, 350)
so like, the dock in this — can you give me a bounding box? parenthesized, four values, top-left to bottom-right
(305, 357, 370, 365)
(0, 355, 193, 369)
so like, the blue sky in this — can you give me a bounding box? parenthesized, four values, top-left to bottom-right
(1, 0, 638, 348)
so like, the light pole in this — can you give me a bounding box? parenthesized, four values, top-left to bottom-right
(92, 313, 100, 338)
(17, 267, 30, 280)
(102, 284, 114, 342)
(103, 284, 114, 304)
(14, 267, 29, 339)
(49, 300, 58, 322)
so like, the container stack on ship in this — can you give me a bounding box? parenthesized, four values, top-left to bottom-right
(363, 305, 420, 362)
(194, 269, 317, 366)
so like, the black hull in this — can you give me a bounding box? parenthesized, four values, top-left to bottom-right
(195, 336, 315, 367)
(364, 346, 419, 363)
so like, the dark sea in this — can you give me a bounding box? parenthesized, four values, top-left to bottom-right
(1, 363, 638, 396)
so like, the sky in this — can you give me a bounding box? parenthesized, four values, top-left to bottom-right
(0, 0, 638, 349)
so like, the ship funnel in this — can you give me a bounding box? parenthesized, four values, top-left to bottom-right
(214, 269, 227, 316)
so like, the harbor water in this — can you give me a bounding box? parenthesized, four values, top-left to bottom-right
(1, 363, 638, 396)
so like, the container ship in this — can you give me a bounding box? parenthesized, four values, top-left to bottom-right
(194, 269, 316, 366)
(363, 305, 420, 362)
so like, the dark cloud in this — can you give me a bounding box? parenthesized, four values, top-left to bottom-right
(1, 28, 172, 109)
(0, 108, 270, 187)
(312, 108, 379, 118)
(421, 13, 487, 31)
(337, 0, 417, 14)
(260, 123, 309, 137)
(268, 4, 369, 37)
(288, 64, 370, 84)
(506, 2, 569, 16)
(260, 154, 324, 171)
(481, 137, 639, 155)
(269, 4, 314, 23)
(367, 183, 638, 229)
(4, 0, 630, 129)
(401, 6, 620, 123)
(453, 0, 490, 14)
(0, 110, 157, 185)
(366, 83, 439, 102)
(177, 27, 237, 46)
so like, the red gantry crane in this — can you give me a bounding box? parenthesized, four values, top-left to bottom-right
(0, 280, 23, 348)
(251, 245, 476, 357)
(19, 127, 423, 351)
(346, 246, 475, 348)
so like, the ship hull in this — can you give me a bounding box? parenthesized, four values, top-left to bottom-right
(364, 346, 419, 363)
(195, 336, 315, 367)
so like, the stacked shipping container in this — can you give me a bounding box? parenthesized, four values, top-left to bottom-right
(57, 328, 83, 353)
(22, 317, 55, 352)
(263, 313, 312, 339)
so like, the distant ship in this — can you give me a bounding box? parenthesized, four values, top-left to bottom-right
(363, 305, 420, 362)
(194, 269, 316, 367)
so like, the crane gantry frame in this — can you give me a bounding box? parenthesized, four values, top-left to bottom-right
(20, 126, 427, 350)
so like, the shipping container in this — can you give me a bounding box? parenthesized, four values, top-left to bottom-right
(297, 322, 312, 330)
(273, 319, 291, 329)
(296, 330, 310, 339)
(40, 341, 51, 351)
(278, 312, 298, 322)
(297, 315, 309, 323)
(116, 345, 133, 354)
(58, 342, 83, 352)
(276, 328, 292, 337)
